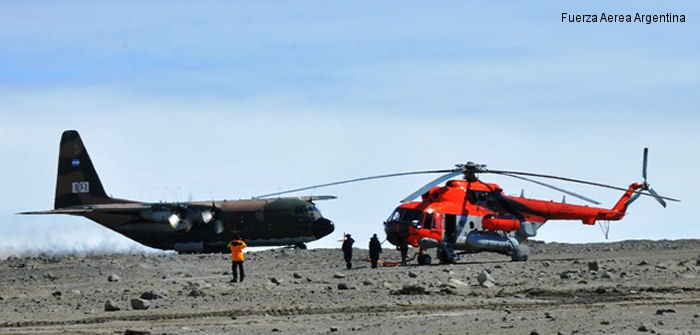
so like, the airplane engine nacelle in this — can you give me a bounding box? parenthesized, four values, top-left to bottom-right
(140, 209, 193, 232)
(140, 209, 179, 224)
(482, 215, 520, 231)
(188, 209, 214, 224)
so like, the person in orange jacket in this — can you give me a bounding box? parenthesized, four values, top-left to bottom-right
(227, 236, 247, 283)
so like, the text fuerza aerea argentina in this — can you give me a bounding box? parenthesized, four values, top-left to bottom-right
(562, 12, 685, 24)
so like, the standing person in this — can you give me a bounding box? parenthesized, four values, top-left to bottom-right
(400, 243, 409, 265)
(227, 236, 247, 283)
(368, 233, 382, 269)
(341, 233, 354, 269)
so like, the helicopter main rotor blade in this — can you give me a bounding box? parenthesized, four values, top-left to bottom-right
(499, 173, 601, 205)
(487, 169, 679, 203)
(255, 169, 454, 199)
(400, 170, 463, 202)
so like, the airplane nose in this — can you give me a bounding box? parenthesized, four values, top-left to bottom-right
(312, 218, 334, 239)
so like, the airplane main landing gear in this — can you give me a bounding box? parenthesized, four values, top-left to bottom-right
(294, 243, 307, 250)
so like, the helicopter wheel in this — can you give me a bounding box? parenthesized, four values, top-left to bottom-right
(510, 244, 529, 262)
(417, 253, 432, 265)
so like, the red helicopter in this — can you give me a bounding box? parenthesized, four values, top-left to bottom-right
(258, 148, 679, 264)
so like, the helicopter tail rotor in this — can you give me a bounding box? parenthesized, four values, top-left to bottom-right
(631, 148, 666, 208)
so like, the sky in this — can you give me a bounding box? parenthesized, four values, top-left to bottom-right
(1, 1, 698, 258)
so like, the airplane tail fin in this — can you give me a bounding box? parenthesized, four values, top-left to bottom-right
(54, 130, 110, 209)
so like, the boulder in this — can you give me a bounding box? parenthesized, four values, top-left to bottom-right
(104, 299, 120, 312)
(108, 274, 121, 282)
(140, 290, 167, 300)
(588, 261, 600, 272)
(478, 270, 496, 287)
(130, 298, 150, 310)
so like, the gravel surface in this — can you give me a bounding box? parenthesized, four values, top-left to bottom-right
(1, 239, 699, 334)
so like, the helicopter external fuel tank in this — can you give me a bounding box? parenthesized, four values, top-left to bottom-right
(481, 215, 520, 231)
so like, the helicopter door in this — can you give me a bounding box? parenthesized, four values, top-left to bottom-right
(444, 214, 457, 244)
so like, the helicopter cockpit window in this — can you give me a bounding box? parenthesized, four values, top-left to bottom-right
(467, 191, 489, 203)
(387, 209, 401, 222)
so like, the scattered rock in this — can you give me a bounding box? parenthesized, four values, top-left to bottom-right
(588, 260, 600, 271)
(392, 284, 429, 295)
(124, 330, 151, 335)
(130, 298, 150, 310)
(637, 324, 649, 332)
(337, 283, 349, 290)
(655, 308, 676, 315)
(638, 260, 649, 266)
(333, 272, 346, 279)
(477, 270, 496, 287)
(140, 290, 167, 300)
(330, 326, 338, 332)
(44, 272, 59, 281)
(362, 280, 373, 286)
(104, 299, 120, 312)
(560, 272, 573, 279)
(407, 271, 418, 278)
(480, 280, 495, 288)
(601, 272, 614, 279)
(542, 261, 551, 267)
(446, 278, 468, 288)
(188, 289, 205, 297)
(270, 277, 282, 285)
(292, 273, 302, 279)
(108, 274, 121, 282)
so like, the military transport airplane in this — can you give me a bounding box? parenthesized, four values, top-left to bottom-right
(20, 130, 335, 252)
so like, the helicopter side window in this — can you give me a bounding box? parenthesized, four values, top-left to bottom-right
(401, 210, 424, 228)
(423, 213, 434, 230)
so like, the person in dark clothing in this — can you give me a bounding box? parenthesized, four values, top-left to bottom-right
(369, 233, 382, 269)
(400, 243, 409, 265)
(341, 233, 354, 269)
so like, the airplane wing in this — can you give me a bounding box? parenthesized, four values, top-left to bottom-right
(19, 203, 153, 215)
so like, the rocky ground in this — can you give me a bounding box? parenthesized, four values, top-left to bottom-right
(1, 239, 699, 335)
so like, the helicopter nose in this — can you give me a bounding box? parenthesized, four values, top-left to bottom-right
(384, 221, 409, 246)
(312, 218, 334, 239)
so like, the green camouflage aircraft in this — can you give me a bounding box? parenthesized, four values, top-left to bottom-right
(20, 130, 335, 252)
